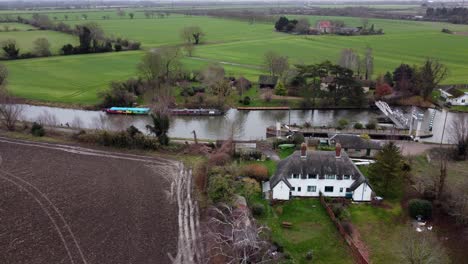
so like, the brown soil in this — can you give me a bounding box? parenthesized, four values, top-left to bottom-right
(0, 138, 178, 264)
(453, 31, 468, 36)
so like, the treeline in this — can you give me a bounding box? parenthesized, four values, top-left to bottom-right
(379, 59, 448, 100)
(0, 14, 140, 59)
(425, 7, 468, 24)
(274, 16, 383, 36)
(171, 9, 277, 24)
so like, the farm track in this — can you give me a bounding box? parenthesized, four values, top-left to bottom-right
(0, 137, 178, 264)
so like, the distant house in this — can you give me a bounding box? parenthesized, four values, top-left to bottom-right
(316, 20, 332, 33)
(328, 134, 383, 158)
(258, 75, 278, 89)
(263, 143, 373, 202)
(440, 87, 468, 106)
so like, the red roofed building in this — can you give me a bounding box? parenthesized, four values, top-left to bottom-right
(316, 20, 332, 33)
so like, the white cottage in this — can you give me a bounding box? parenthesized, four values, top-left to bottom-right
(265, 143, 373, 202)
(440, 88, 468, 106)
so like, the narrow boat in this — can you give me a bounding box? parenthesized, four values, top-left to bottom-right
(104, 107, 150, 115)
(170, 108, 223, 116)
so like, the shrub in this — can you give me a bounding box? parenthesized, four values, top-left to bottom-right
(114, 43, 122, 52)
(243, 164, 269, 182)
(251, 203, 265, 217)
(305, 250, 314, 261)
(291, 133, 305, 145)
(240, 177, 261, 200)
(209, 152, 231, 166)
(242, 96, 251, 105)
(207, 174, 235, 204)
(337, 118, 349, 129)
(353, 122, 363, 129)
(365, 121, 377, 130)
(275, 81, 287, 96)
(31, 122, 45, 137)
(408, 199, 432, 220)
(275, 206, 283, 215)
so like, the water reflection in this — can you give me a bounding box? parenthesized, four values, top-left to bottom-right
(15, 104, 458, 143)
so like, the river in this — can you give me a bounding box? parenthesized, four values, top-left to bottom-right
(15, 104, 462, 144)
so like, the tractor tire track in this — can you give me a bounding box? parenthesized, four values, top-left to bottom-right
(0, 169, 88, 264)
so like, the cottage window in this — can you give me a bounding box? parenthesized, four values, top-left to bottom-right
(325, 175, 335, 180)
(287, 174, 292, 179)
(301, 174, 307, 179)
(340, 187, 343, 193)
(308, 174, 317, 179)
(292, 174, 299, 179)
(307, 186, 316, 192)
(324, 186, 334, 192)
(297, 187, 302, 192)
(343, 175, 351, 180)
(291, 187, 295, 191)
(346, 188, 352, 192)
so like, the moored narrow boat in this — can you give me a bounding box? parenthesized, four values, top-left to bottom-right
(104, 107, 150, 115)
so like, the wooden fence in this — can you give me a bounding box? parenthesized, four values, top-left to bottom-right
(319, 196, 370, 264)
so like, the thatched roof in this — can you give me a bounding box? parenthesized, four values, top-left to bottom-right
(270, 150, 368, 191)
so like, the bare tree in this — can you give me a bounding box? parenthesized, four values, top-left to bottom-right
(207, 203, 272, 263)
(0, 63, 8, 86)
(363, 46, 374, 80)
(138, 47, 182, 101)
(294, 18, 310, 34)
(183, 43, 195, 57)
(0, 90, 23, 131)
(201, 64, 230, 106)
(180, 26, 205, 45)
(264, 51, 289, 78)
(399, 227, 449, 264)
(339, 48, 360, 75)
(33, 37, 51, 57)
(449, 114, 468, 160)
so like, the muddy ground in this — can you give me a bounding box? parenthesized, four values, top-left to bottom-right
(0, 138, 178, 264)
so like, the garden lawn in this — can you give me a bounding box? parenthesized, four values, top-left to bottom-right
(257, 199, 353, 264)
(0, 29, 77, 56)
(348, 202, 405, 264)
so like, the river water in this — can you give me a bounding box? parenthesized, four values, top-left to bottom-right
(15, 104, 462, 143)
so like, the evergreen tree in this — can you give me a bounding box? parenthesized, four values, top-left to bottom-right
(368, 142, 404, 198)
(146, 112, 170, 145)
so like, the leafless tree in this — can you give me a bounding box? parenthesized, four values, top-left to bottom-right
(207, 203, 272, 263)
(33, 37, 51, 57)
(0, 63, 8, 86)
(138, 47, 182, 101)
(201, 64, 230, 106)
(419, 58, 448, 100)
(362, 46, 374, 80)
(449, 114, 468, 160)
(264, 51, 289, 78)
(37, 110, 58, 127)
(399, 227, 449, 264)
(294, 18, 310, 34)
(339, 48, 360, 75)
(0, 89, 23, 131)
(180, 26, 205, 45)
(183, 43, 195, 57)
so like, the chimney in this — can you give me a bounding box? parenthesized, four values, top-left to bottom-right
(300, 143, 307, 159)
(335, 143, 342, 158)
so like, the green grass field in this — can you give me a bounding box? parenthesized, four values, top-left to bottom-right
(0, 22, 37, 31)
(2, 12, 468, 105)
(0, 29, 77, 55)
